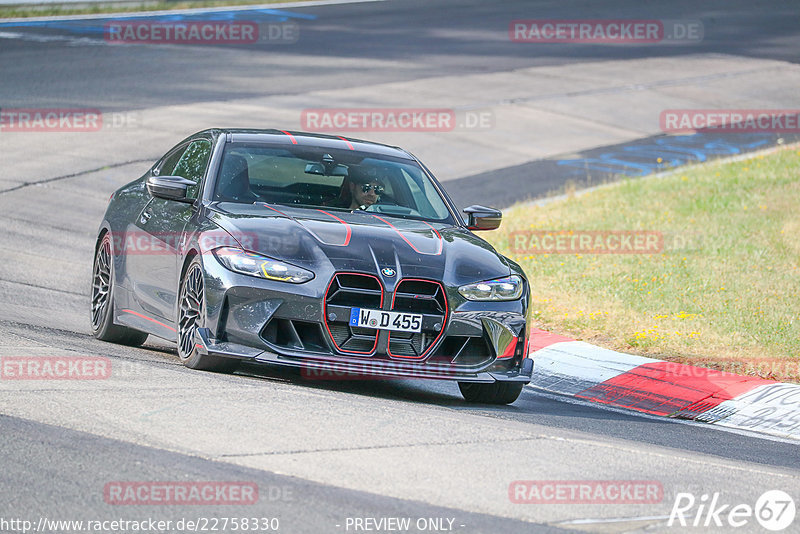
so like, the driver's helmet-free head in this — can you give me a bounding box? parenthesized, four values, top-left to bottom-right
(351, 167, 385, 191)
(349, 166, 379, 184)
(336, 166, 384, 207)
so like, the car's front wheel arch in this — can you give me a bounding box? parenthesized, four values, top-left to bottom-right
(177, 254, 238, 373)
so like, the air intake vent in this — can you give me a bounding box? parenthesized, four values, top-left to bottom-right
(392, 279, 446, 315)
(326, 273, 382, 308)
(430, 335, 492, 368)
(262, 319, 329, 352)
(324, 273, 383, 355)
(388, 279, 447, 359)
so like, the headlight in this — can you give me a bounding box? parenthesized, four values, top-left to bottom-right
(458, 275, 523, 301)
(212, 247, 314, 283)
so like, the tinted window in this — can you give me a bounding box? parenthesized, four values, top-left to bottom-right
(213, 143, 454, 223)
(157, 144, 187, 177)
(159, 139, 212, 200)
(173, 139, 212, 183)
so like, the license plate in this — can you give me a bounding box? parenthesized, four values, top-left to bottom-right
(349, 308, 423, 333)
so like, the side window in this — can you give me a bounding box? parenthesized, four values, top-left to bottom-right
(173, 140, 212, 182)
(157, 144, 187, 177)
(172, 139, 212, 199)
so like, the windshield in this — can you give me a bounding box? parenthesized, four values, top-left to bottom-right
(213, 143, 455, 223)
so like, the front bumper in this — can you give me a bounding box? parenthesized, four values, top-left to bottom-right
(201, 262, 533, 384)
(194, 328, 534, 383)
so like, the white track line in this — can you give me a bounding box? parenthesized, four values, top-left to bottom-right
(555, 515, 670, 526)
(0, 30, 105, 44)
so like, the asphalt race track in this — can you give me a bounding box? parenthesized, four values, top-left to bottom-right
(1, 1, 799, 532)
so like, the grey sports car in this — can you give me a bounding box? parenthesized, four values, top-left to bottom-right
(91, 129, 533, 404)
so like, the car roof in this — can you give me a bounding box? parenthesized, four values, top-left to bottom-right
(206, 129, 415, 160)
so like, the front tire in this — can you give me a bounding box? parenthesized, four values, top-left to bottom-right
(91, 233, 148, 346)
(458, 381, 525, 405)
(177, 257, 239, 373)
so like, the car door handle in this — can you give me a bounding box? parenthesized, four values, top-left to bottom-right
(140, 210, 152, 224)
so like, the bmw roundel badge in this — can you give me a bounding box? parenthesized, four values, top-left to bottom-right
(381, 268, 396, 277)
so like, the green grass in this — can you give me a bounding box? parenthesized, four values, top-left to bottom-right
(485, 146, 800, 382)
(0, 0, 306, 19)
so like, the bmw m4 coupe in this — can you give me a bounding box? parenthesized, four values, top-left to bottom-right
(91, 129, 533, 403)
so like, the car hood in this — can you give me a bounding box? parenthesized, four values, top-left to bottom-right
(205, 202, 512, 287)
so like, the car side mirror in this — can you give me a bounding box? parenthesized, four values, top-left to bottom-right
(146, 175, 196, 203)
(463, 205, 502, 231)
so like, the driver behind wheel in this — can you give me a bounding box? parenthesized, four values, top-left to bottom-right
(349, 177, 384, 210)
(329, 169, 385, 210)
